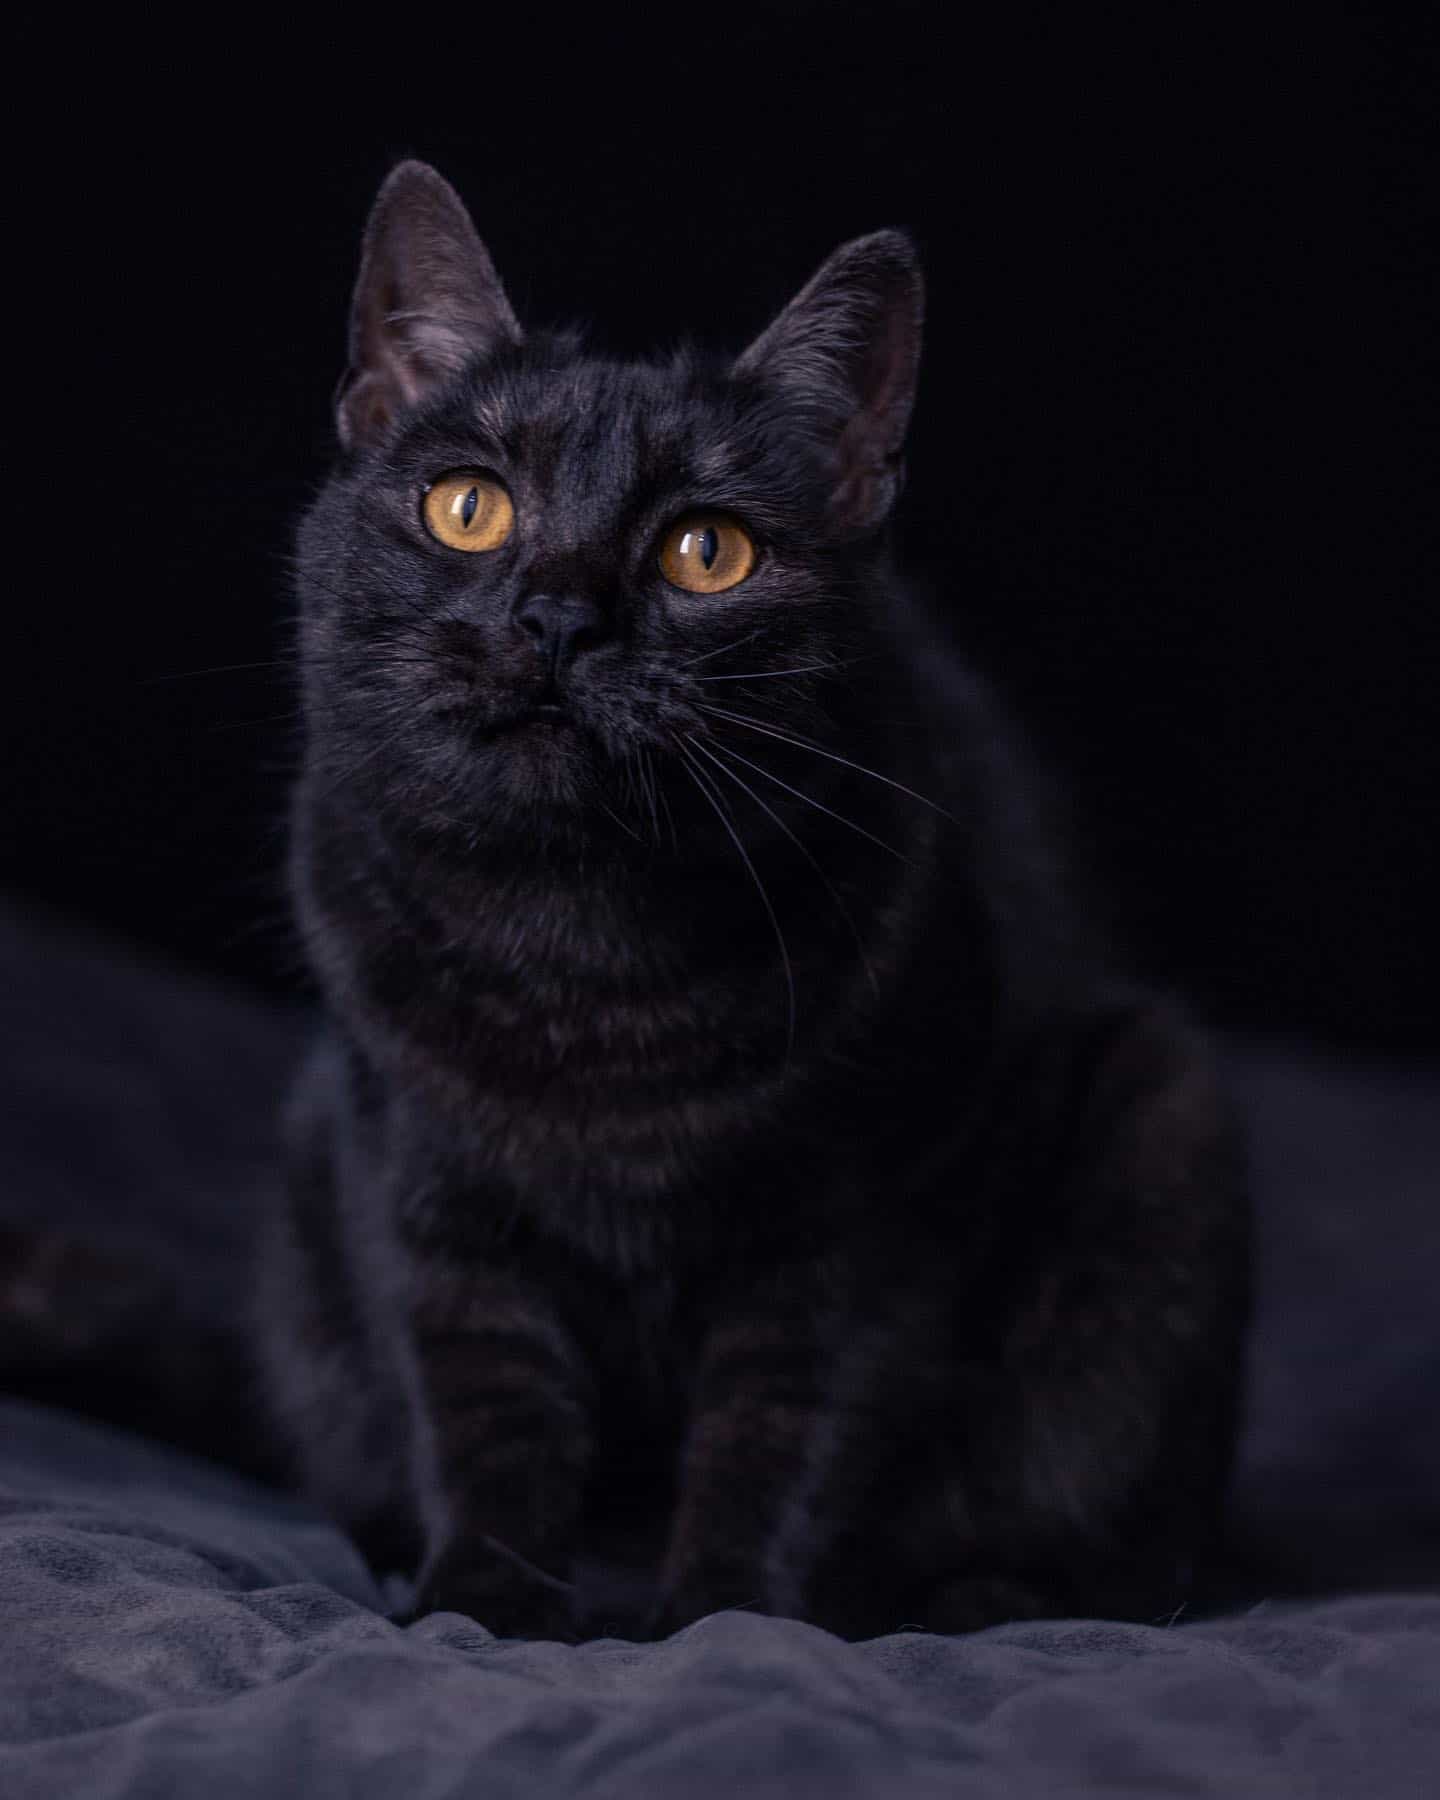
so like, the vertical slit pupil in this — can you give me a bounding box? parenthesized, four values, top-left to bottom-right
(699, 527, 719, 570)
(461, 486, 479, 529)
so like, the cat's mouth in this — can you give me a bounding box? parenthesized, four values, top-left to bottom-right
(479, 698, 587, 744)
(507, 701, 577, 735)
(448, 693, 614, 786)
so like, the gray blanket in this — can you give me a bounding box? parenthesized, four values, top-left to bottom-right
(4, 1404, 1437, 1799)
(2, 901, 1438, 1795)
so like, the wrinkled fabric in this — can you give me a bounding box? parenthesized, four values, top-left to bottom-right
(4, 907, 1440, 1796)
(2, 1403, 1437, 1800)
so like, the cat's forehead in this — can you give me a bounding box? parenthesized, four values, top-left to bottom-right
(394, 340, 817, 535)
(471, 350, 726, 478)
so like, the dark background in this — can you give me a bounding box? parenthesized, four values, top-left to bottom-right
(7, 5, 1437, 1052)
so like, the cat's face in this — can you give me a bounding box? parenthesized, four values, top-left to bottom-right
(297, 162, 922, 837)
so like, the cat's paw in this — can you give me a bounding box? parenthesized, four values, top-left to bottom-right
(413, 1545, 579, 1642)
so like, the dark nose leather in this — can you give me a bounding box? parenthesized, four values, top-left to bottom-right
(512, 591, 608, 672)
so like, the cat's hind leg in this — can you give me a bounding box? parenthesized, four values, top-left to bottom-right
(909, 1004, 1250, 1633)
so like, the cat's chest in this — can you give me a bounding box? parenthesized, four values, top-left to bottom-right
(327, 832, 857, 1108)
(386, 981, 824, 1221)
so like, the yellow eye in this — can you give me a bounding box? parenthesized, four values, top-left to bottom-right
(658, 515, 756, 594)
(422, 471, 515, 552)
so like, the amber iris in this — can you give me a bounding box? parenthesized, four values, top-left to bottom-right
(658, 515, 757, 594)
(422, 472, 515, 552)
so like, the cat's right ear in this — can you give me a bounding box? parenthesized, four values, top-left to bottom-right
(335, 161, 522, 451)
(733, 230, 923, 534)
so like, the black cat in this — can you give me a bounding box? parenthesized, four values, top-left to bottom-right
(255, 160, 1249, 1641)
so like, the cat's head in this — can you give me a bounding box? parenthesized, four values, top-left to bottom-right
(296, 161, 923, 841)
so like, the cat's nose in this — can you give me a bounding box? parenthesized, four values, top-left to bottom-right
(512, 591, 609, 672)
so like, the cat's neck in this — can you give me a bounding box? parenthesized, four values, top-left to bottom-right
(297, 770, 936, 1101)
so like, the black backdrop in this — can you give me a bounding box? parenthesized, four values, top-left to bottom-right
(7, 6, 1437, 1051)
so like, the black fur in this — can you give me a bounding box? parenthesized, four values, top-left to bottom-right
(257, 161, 1249, 1640)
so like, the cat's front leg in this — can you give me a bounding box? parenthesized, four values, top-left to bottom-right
(651, 1262, 879, 1637)
(408, 1259, 592, 1640)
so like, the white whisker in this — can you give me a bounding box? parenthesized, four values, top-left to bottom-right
(688, 735, 879, 995)
(697, 732, 909, 862)
(681, 629, 767, 668)
(677, 741, 796, 1061)
(698, 704, 955, 821)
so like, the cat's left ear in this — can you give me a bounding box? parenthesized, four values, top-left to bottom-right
(734, 231, 923, 533)
(336, 160, 523, 451)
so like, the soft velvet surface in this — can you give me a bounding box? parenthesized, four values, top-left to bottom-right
(1, 901, 1437, 1794)
(3, 1403, 1438, 1798)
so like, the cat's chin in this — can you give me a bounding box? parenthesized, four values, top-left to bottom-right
(472, 717, 607, 818)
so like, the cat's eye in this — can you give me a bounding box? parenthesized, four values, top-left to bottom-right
(422, 472, 515, 552)
(658, 514, 757, 594)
